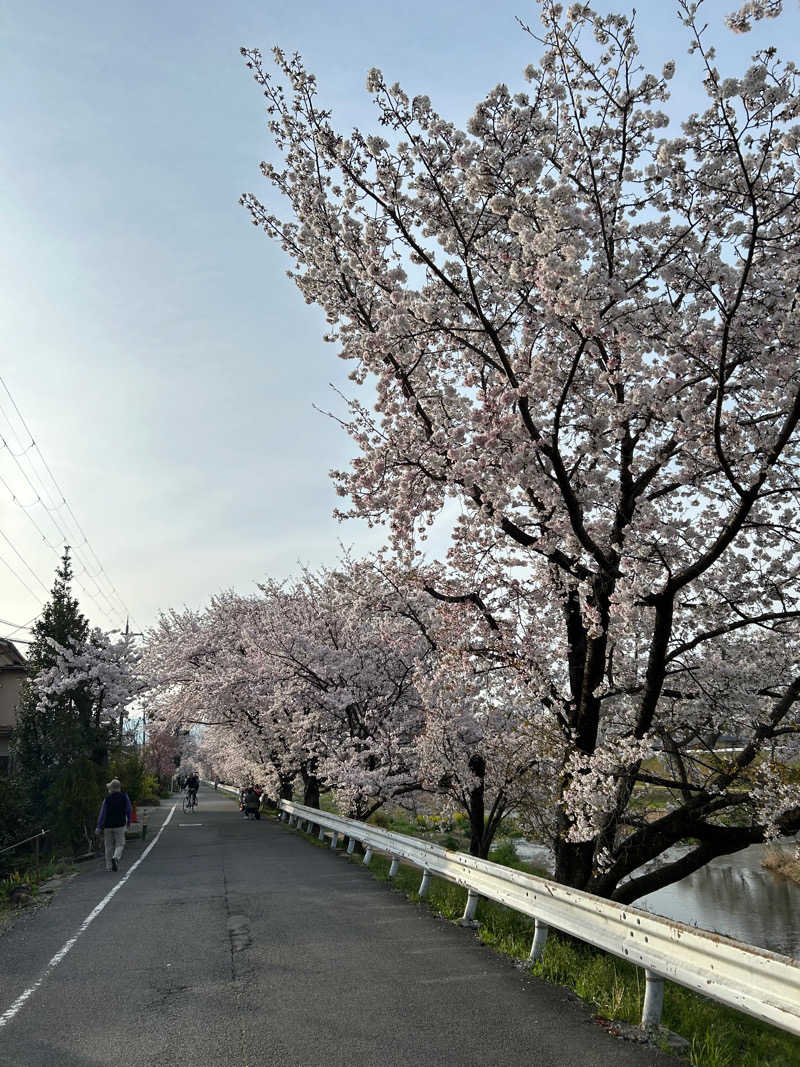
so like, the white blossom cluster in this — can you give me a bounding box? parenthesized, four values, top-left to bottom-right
(35, 629, 138, 722)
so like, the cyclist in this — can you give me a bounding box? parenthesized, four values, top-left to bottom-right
(185, 771, 199, 808)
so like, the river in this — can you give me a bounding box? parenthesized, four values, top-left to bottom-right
(513, 839, 800, 959)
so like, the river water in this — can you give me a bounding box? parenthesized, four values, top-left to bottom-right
(514, 839, 800, 959)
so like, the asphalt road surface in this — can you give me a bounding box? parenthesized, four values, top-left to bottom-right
(0, 786, 675, 1066)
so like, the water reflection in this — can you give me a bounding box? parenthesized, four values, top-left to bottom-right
(638, 850, 800, 959)
(514, 839, 800, 959)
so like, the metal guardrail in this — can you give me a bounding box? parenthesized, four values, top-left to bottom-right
(278, 799, 800, 1037)
(201, 780, 240, 799)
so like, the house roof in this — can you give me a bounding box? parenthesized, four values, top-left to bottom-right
(0, 639, 26, 668)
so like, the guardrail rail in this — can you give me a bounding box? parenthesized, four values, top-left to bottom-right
(277, 799, 800, 1037)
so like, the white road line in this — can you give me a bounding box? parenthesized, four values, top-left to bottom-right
(0, 804, 176, 1030)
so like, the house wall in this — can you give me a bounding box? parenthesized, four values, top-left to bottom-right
(0, 650, 26, 775)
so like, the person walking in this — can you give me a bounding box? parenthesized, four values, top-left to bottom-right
(96, 778, 132, 873)
(242, 785, 261, 820)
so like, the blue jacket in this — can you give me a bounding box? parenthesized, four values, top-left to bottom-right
(97, 792, 132, 830)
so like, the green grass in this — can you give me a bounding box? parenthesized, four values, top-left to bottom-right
(0, 857, 77, 916)
(281, 816, 800, 1066)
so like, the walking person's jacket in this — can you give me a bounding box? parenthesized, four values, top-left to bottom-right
(97, 791, 132, 830)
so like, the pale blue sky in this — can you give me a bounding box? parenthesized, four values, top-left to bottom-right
(0, 0, 795, 638)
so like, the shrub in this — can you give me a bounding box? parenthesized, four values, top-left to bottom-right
(0, 778, 37, 875)
(488, 839, 520, 869)
(109, 750, 145, 804)
(140, 773, 160, 798)
(47, 757, 106, 853)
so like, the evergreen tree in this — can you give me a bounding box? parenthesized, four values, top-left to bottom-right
(12, 548, 107, 828)
(25, 546, 89, 673)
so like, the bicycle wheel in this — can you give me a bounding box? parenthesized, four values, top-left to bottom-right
(182, 796, 190, 814)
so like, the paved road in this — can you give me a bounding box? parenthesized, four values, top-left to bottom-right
(0, 786, 673, 1066)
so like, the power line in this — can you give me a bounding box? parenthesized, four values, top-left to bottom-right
(0, 614, 38, 649)
(0, 546, 44, 603)
(0, 614, 37, 634)
(0, 379, 123, 617)
(0, 634, 33, 645)
(0, 471, 116, 624)
(0, 528, 50, 595)
(0, 376, 132, 627)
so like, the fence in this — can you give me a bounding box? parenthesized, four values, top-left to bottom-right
(0, 829, 49, 879)
(277, 799, 800, 1038)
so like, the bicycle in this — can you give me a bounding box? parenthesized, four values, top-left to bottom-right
(182, 789, 198, 815)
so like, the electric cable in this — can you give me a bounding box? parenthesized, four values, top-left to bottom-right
(0, 614, 37, 634)
(0, 546, 44, 603)
(0, 528, 50, 594)
(0, 376, 130, 625)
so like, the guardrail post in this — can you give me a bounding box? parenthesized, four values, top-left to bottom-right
(330, 831, 339, 850)
(418, 869, 431, 898)
(641, 970, 664, 1029)
(346, 836, 355, 854)
(362, 846, 373, 865)
(318, 825, 325, 841)
(388, 857, 399, 879)
(529, 919, 549, 961)
(460, 890, 480, 925)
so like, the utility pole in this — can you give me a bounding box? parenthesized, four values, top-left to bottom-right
(119, 617, 143, 745)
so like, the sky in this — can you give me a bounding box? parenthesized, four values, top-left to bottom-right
(1, 0, 796, 644)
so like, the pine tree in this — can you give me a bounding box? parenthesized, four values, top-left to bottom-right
(25, 546, 88, 673)
(12, 548, 106, 832)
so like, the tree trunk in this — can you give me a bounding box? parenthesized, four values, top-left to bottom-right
(553, 837, 595, 891)
(467, 753, 486, 857)
(278, 776, 294, 801)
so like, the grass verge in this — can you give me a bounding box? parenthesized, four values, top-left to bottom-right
(0, 857, 78, 919)
(284, 819, 800, 1067)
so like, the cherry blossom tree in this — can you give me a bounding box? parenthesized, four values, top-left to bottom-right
(254, 559, 430, 818)
(34, 629, 137, 739)
(415, 599, 560, 857)
(13, 549, 140, 845)
(143, 726, 181, 789)
(242, 0, 800, 899)
(142, 558, 430, 817)
(142, 593, 299, 801)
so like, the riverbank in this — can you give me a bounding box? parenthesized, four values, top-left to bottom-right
(762, 845, 800, 883)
